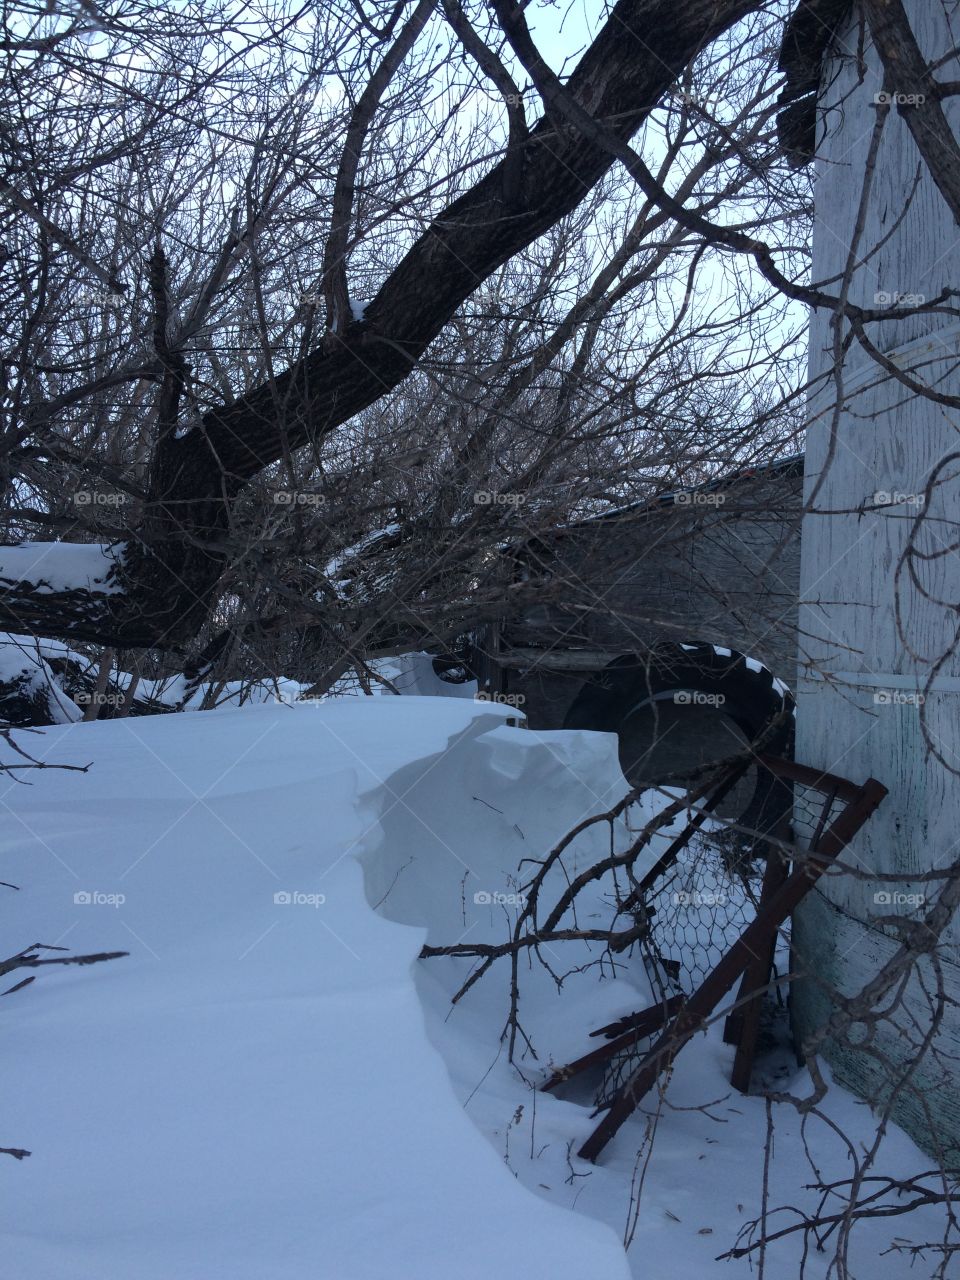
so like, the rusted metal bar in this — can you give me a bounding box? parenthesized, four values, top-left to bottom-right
(723, 781, 830, 1076)
(726, 848, 791, 1091)
(590, 994, 686, 1040)
(577, 776, 888, 1162)
(722, 844, 790, 1046)
(541, 996, 684, 1092)
(756, 753, 863, 804)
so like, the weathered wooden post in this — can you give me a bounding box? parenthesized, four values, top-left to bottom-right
(790, 0, 960, 1156)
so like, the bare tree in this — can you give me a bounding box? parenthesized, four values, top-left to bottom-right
(0, 0, 796, 674)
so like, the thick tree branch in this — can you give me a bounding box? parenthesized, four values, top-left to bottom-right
(5, 0, 761, 649)
(322, 0, 437, 336)
(864, 0, 960, 226)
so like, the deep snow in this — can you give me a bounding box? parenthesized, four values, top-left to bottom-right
(1, 695, 948, 1278)
(1, 699, 631, 1280)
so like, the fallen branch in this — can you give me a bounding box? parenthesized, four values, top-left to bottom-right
(420, 921, 647, 962)
(0, 729, 91, 782)
(0, 942, 129, 980)
(1, 944, 127, 1163)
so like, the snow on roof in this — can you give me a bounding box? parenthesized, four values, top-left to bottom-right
(530, 452, 805, 539)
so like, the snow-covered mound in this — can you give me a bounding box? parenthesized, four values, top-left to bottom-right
(0, 541, 123, 593)
(1, 696, 944, 1279)
(0, 638, 476, 724)
(0, 698, 632, 1280)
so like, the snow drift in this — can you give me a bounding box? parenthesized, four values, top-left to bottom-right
(1, 693, 944, 1279)
(0, 697, 632, 1280)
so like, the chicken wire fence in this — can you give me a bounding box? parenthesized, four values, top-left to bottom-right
(595, 772, 848, 1106)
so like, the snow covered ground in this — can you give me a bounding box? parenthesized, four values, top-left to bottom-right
(0, 695, 947, 1278)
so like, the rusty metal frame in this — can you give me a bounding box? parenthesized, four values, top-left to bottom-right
(723, 754, 854, 1090)
(541, 996, 685, 1093)
(557, 761, 887, 1163)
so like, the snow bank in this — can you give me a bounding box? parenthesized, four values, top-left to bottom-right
(0, 695, 941, 1278)
(0, 636, 474, 723)
(0, 635, 82, 723)
(0, 542, 123, 593)
(0, 699, 631, 1279)
(355, 723, 943, 1280)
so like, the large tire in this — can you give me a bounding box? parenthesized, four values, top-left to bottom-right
(563, 643, 794, 842)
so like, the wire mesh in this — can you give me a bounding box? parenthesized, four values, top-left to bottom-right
(595, 775, 846, 1106)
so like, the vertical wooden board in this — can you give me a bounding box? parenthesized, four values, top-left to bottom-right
(794, 0, 960, 1157)
(792, 889, 960, 1162)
